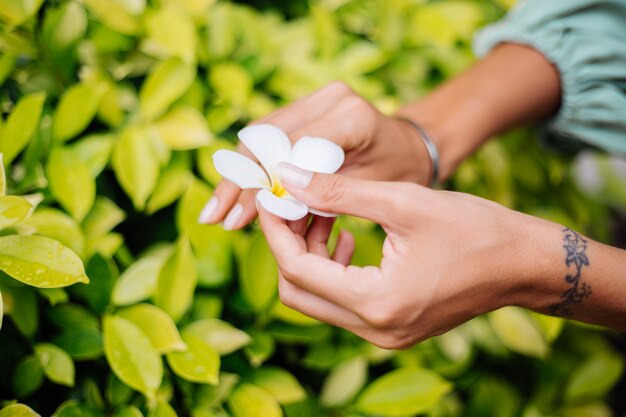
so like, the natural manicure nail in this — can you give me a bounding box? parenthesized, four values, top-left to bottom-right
(223, 203, 243, 230)
(277, 162, 313, 189)
(198, 197, 219, 223)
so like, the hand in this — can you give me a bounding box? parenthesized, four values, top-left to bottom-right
(199, 81, 431, 230)
(257, 162, 564, 349)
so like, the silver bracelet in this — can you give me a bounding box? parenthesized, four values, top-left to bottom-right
(396, 116, 440, 187)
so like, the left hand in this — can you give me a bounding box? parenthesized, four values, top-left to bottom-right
(258, 162, 562, 348)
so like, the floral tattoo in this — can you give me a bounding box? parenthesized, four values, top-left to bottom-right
(549, 228, 592, 317)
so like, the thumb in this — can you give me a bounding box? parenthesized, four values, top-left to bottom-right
(277, 162, 402, 226)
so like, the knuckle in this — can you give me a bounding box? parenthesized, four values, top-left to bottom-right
(317, 175, 348, 208)
(277, 279, 297, 308)
(370, 332, 415, 350)
(326, 80, 351, 95)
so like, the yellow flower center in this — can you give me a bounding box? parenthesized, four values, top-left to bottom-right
(271, 177, 286, 197)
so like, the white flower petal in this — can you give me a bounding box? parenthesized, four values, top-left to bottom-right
(308, 208, 338, 218)
(256, 189, 308, 221)
(238, 124, 292, 178)
(288, 137, 345, 174)
(213, 150, 270, 189)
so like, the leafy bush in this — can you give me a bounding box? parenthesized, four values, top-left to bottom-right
(0, 0, 624, 416)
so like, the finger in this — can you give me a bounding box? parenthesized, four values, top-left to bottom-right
(287, 215, 311, 238)
(277, 275, 365, 329)
(259, 206, 377, 309)
(332, 230, 355, 266)
(222, 189, 257, 230)
(305, 216, 335, 257)
(198, 180, 242, 224)
(277, 162, 421, 228)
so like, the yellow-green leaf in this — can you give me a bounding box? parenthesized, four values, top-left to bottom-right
(149, 401, 178, 417)
(112, 250, 169, 306)
(0, 154, 5, 195)
(154, 238, 197, 322)
(240, 233, 278, 312)
(0, 0, 44, 27)
(0, 235, 89, 288)
(564, 352, 624, 404)
(0, 92, 46, 165)
(166, 334, 220, 385)
(103, 315, 163, 399)
(0, 195, 32, 231)
(320, 356, 368, 407)
(229, 383, 282, 417)
(47, 147, 96, 221)
(183, 319, 251, 355)
(250, 367, 306, 405)
(34, 343, 75, 387)
(82, 196, 126, 240)
(53, 82, 106, 142)
(117, 304, 186, 353)
(197, 140, 235, 187)
(0, 289, 3, 331)
(141, 7, 197, 63)
(146, 160, 193, 215)
(13, 355, 45, 397)
(112, 127, 163, 210)
(156, 106, 212, 150)
(71, 134, 115, 178)
(488, 306, 548, 358)
(356, 368, 452, 416)
(83, 0, 142, 35)
(272, 300, 319, 326)
(209, 62, 253, 106)
(139, 58, 196, 120)
(17, 208, 85, 259)
(0, 403, 41, 417)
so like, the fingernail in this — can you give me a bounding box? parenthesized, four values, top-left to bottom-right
(223, 203, 243, 230)
(198, 197, 219, 223)
(277, 162, 313, 189)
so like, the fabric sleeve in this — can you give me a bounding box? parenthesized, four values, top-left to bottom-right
(473, 0, 626, 155)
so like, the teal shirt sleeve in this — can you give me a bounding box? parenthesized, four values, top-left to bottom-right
(473, 0, 626, 155)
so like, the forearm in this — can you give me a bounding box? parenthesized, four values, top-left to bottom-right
(396, 43, 561, 180)
(512, 215, 626, 331)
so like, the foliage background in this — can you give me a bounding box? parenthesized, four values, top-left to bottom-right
(0, 0, 625, 416)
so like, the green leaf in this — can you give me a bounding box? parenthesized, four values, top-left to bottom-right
(35, 343, 75, 387)
(16, 208, 85, 259)
(112, 248, 170, 306)
(240, 233, 278, 312)
(356, 368, 452, 417)
(0, 53, 15, 88)
(112, 127, 163, 210)
(48, 303, 99, 330)
(0, 235, 89, 288)
(117, 303, 186, 353)
(53, 82, 106, 142)
(529, 312, 564, 343)
(0, 92, 46, 165)
(195, 372, 239, 408)
(0, 154, 5, 195)
(564, 352, 624, 404)
(320, 356, 368, 408)
(141, 7, 197, 63)
(52, 327, 103, 361)
(13, 355, 45, 397)
(166, 334, 220, 385)
(183, 319, 251, 355)
(156, 106, 212, 150)
(272, 300, 319, 326)
(103, 315, 163, 399)
(197, 140, 235, 187)
(154, 238, 197, 322)
(139, 58, 196, 120)
(228, 383, 283, 417)
(0, 404, 41, 417)
(3, 286, 38, 337)
(244, 330, 275, 367)
(148, 401, 178, 417)
(250, 367, 306, 405)
(0, 195, 32, 231)
(112, 406, 143, 417)
(488, 307, 548, 358)
(47, 146, 96, 221)
(37, 288, 69, 306)
(51, 401, 104, 417)
(0, 288, 2, 331)
(82, 196, 126, 240)
(42, 2, 87, 53)
(70, 253, 117, 313)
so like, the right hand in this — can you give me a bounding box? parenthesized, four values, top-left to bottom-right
(198, 81, 432, 230)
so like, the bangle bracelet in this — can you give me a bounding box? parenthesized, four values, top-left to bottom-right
(395, 116, 440, 188)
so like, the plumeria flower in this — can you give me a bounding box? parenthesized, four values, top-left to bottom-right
(212, 124, 345, 221)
